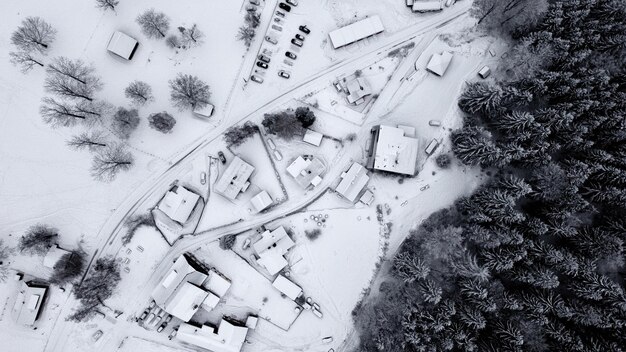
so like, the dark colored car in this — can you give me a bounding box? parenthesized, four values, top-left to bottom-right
(256, 61, 269, 69)
(279, 3, 291, 12)
(291, 38, 303, 47)
(299, 25, 310, 34)
(258, 54, 271, 63)
(218, 151, 227, 164)
(295, 33, 305, 41)
(275, 10, 285, 17)
(285, 51, 297, 60)
(278, 70, 291, 79)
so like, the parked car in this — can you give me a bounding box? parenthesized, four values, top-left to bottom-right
(299, 25, 311, 34)
(168, 326, 179, 340)
(285, 51, 297, 60)
(283, 59, 294, 66)
(249, 0, 260, 4)
(200, 172, 206, 185)
(267, 138, 276, 149)
(164, 315, 173, 323)
(271, 24, 283, 32)
(251, 75, 264, 83)
(286, 0, 298, 5)
(242, 238, 252, 249)
(278, 70, 291, 79)
(273, 150, 283, 161)
(218, 151, 227, 164)
(295, 33, 305, 41)
(278, 3, 291, 12)
(124, 267, 130, 273)
(136, 245, 144, 252)
(256, 61, 269, 69)
(157, 322, 168, 333)
(92, 330, 103, 342)
(139, 310, 149, 321)
(291, 38, 303, 47)
(333, 81, 342, 92)
(245, 5, 256, 12)
(123, 257, 130, 264)
(275, 10, 285, 17)
(273, 17, 283, 24)
(258, 54, 271, 63)
(125, 248, 132, 255)
(265, 35, 278, 44)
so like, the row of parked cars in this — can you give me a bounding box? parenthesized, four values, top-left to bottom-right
(137, 300, 178, 338)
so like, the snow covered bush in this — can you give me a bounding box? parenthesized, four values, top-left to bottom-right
(148, 111, 176, 133)
(111, 107, 140, 139)
(436, 154, 452, 169)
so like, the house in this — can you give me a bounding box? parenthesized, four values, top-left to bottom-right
(177, 317, 256, 352)
(43, 245, 70, 269)
(412, 0, 444, 12)
(157, 186, 201, 225)
(329, 16, 385, 49)
(12, 281, 48, 326)
(250, 190, 273, 213)
(272, 275, 302, 301)
(336, 163, 370, 202)
(215, 157, 255, 200)
(426, 51, 453, 76)
(345, 77, 372, 105)
(152, 254, 231, 321)
(367, 125, 419, 176)
(303, 129, 323, 147)
(107, 31, 139, 60)
(253, 227, 295, 275)
(286, 156, 324, 188)
(359, 189, 375, 206)
(193, 104, 215, 119)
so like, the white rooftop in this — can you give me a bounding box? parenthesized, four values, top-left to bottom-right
(286, 156, 325, 188)
(250, 190, 273, 213)
(272, 275, 302, 301)
(165, 282, 209, 322)
(412, 0, 443, 12)
(303, 129, 323, 146)
(368, 125, 419, 176)
(12, 281, 47, 326)
(158, 186, 200, 224)
(329, 16, 385, 49)
(215, 156, 255, 200)
(177, 319, 249, 352)
(336, 163, 369, 202)
(426, 51, 453, 76)
(346, 77, 372, 105)
(107, 31, 138, 60)
(253, 227, 295, 275)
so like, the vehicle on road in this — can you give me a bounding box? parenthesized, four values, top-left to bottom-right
(279, 3, 291, 12)
(291, 38, 303, 47)
(200, 172, 206, 185)
(265, 36, 278, 44)
(285, 51, 297, 59)
(256, 61, 269, 69)
(92, 330, 103, 342)
(278, 70, 291, 79)
(250, 75, 264, 83)
(271, 24, 283, 32)
(258, 54, 271, 63)
(217, 151, 227, 164)
(157, 321, 168, 333)
(295, 33, 305, 41)
(286, 0, 298, 6)
(275, 10, 285, 17)
(299, 25, 310, 34)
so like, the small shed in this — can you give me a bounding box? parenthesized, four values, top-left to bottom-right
(303, 129, 323, 146)
(478, 66, 491, 79)
(107, 31, 139, 60)
(250, 191, 273, 213)
(426, 51, 453, 76)
(272, 275, 302, 301)
(193, 104, 215, 119)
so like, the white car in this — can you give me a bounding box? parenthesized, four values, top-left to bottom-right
(200, 172, 207, 185)
(286, 0, 298, 6)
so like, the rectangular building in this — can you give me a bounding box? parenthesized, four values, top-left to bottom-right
(329, 16, 385, 49)
(367, 125, 419, 176)
(412, 0, 444, 12)
(253, 227, 295, 275)
(215, 156, 255, 200)
(286, 156, 324, 188)
(13, 281, 48, 326)
(157, 186, 200, 224)
(336, 163, 370, 202)
(272, 275, 302, 301)
(177, 318, 253, 352)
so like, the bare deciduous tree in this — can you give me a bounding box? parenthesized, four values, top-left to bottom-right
(95, 0, 119, 12)
(166, 35, 181, 49)
(178, 24, 204, 48)
(0, 240, 13, 283)
(47, 57, 96, 85)
(124, 81, 153, 105)
(9, 51, 45, 73)
(44, 74, 101, 102)
(169, 73, 211, 110)
(11, 17, 56, 54)
(40, 98, 107, 127)
(67, 131, 108, 152)
(67, 256, 120, 322)
(91, 144, 134, 182)
(237, 26, 256, 47)
(18, 224, 58, 256)
(136, 9, 170, 39)
(110, 107, 140, 139)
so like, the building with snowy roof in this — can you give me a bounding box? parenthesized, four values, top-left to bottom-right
(177, 317, 257, 352)
(367, 125, 419, 176)
(12, 281, 48, 326)
(157, 186, 201, 225)
(336, 162, 370, 202)
(253, 227, 295, 275)
(303, 129, 323, 146)
(272, 275, 302, 301)
(250, 190, 273, 213)
(43, 245, 70, 269)
(346, 77, 372, 105)
(215, 156, 255, 200)
(426, 51, 453, 76)
(329, 16, 385, 49)
(107, 31, 139, 60)
(286, 156, 324, 188)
